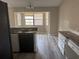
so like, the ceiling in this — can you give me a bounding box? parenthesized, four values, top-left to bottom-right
(2, 0, 63, 7)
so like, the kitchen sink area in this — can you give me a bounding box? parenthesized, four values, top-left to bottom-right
(10, 28, 37, 53)
(58, 31, 79, 59)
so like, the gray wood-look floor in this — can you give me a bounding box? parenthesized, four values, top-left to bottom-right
(13, 34, 65, 59)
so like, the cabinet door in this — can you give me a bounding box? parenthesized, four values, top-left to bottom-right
(58, 33, 66, 55)
(11, 34, 19, 52)
(19, 33, 34, 53)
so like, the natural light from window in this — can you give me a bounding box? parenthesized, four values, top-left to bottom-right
(25, 16, 33, 25)
(24, 13, 43, 25)
(34, 13, 43, 25)
(14, 12, 49, 26)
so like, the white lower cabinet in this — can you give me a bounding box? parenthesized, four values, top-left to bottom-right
(58, 33, 66, 55)
(11, 34, 19, 52)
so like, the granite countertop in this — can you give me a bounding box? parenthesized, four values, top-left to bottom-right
(59, 31, 79, 46)
(10, 28, 38, 34)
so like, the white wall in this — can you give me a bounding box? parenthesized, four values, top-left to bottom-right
(59, 0, 79, 35)
(11, 34, 19, 52)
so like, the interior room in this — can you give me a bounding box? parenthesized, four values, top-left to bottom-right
(0, 0, 79, 59)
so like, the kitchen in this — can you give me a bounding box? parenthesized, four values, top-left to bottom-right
(10, 12, 50, 53)
(0, 0, 79, 59)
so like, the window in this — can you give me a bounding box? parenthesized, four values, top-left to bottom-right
(15, 12, 44, 26)
(25, 16, 33, 25)
(34, 14, 43, 25)
(24, 13, 43, 26)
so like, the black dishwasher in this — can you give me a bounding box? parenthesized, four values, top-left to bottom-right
(19, 33, 34, 53)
